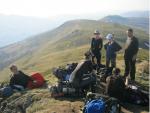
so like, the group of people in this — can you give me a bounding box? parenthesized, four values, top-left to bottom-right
(91, 28, 139, 82)
(0, 28, 139, 98)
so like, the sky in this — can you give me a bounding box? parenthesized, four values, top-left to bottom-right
(0, 0, 149, 18)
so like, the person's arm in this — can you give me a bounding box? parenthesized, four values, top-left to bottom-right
(134, 38, 139, 55)
(105, 77, 111, 94)
(115, 42, 122, 52)
(20, 71, 33, 81)
(99, 39, 103, 50)
(132, 38, 139, 61)
(9, 76, 15, 87)
(91, 38, 94, 51)
(104, 43, 108, 50)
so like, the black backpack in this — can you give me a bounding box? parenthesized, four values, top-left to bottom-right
(124, 86, 149, 106)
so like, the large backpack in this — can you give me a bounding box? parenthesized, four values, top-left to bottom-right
(52, 63, 78, 81)
(106, 75, 125, 101)
(83, 93, 121, 113)
(124, 86, 149, 106)
(27, 73, 45, 89)
(84, 99, 105, 113)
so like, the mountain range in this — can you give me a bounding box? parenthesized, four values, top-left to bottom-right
(101, 15, 149, 32)
(0, 10, 149, 47)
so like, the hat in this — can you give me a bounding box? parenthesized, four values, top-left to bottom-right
(106, 34, 113, 40)
(94, 30, 100, 34)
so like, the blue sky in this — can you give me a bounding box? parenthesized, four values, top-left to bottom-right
(0, 0, 149, 18)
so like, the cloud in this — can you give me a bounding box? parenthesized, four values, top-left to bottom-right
(0, 0, 148, 17)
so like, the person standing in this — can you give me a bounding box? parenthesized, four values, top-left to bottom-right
(104, 34, 122, 68)
(91, 30, 103, 68)
(124, 28, 139, 82)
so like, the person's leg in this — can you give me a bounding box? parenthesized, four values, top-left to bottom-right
(92, 55, 95, 64)
(0, 88, 3, 97)
(130, 59, 136, 81)
(96, 52, 101, 67)
(111, 57, 116, 68)
(124, 59, 130, 77)
(106, 58, 110, 68)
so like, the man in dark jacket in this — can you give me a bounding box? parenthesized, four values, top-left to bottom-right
(9, 65, 33, 90)
(104, 34, 122, 68)
(124, 28, 139, 81)
(91, 30, 103, 68)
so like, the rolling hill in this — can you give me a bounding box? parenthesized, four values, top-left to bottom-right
(0, 19, 149, 82)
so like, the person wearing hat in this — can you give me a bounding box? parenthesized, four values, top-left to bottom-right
(90, 30, 103, 68)
(124, 28, 139, 82)
(104, 34, 122, 68)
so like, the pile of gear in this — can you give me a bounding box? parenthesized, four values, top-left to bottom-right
(49, 51, 149, 113)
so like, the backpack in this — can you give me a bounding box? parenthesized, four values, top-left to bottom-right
(106, 75, 125, 101)
(98, 67, 113, 82)
(124, 86, 149, 106)
(53, 68, 67, 81)
(83, 93, 121, 113)
(53, 63, 78, 81)
(84, 99, 105, 113)
(27, 73, 45, 89)
(0, 86, 13, 97)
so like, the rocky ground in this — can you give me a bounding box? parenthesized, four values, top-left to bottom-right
(0, 88, 149, 113)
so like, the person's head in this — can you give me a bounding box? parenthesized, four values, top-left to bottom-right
(84, 50, 92, 60)
(113, 68, 121, 75)
(10, 65, 18, 74)
(126, 28, 133, 38)
(106, 34, 113, 42)
(94, 30, 100, 38)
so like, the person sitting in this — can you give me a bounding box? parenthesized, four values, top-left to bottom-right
(105, 68, 125, 101)
(69, 53, 96, 88)
(9, 65, 33, 90)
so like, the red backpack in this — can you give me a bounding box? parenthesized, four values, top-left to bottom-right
(27, 73, 45, 89)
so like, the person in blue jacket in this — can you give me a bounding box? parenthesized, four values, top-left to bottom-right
(104, 34, 122, 68)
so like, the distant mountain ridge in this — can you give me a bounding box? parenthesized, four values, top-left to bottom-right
(0, 14, 62, 47)
(101, 15, 149, 32)
(121, 11, 149, 18)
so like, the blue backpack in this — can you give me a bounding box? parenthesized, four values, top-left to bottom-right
(83, 93, 121, 113)
(84, 99, 105, 113)
(1, 86, 13, 97)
